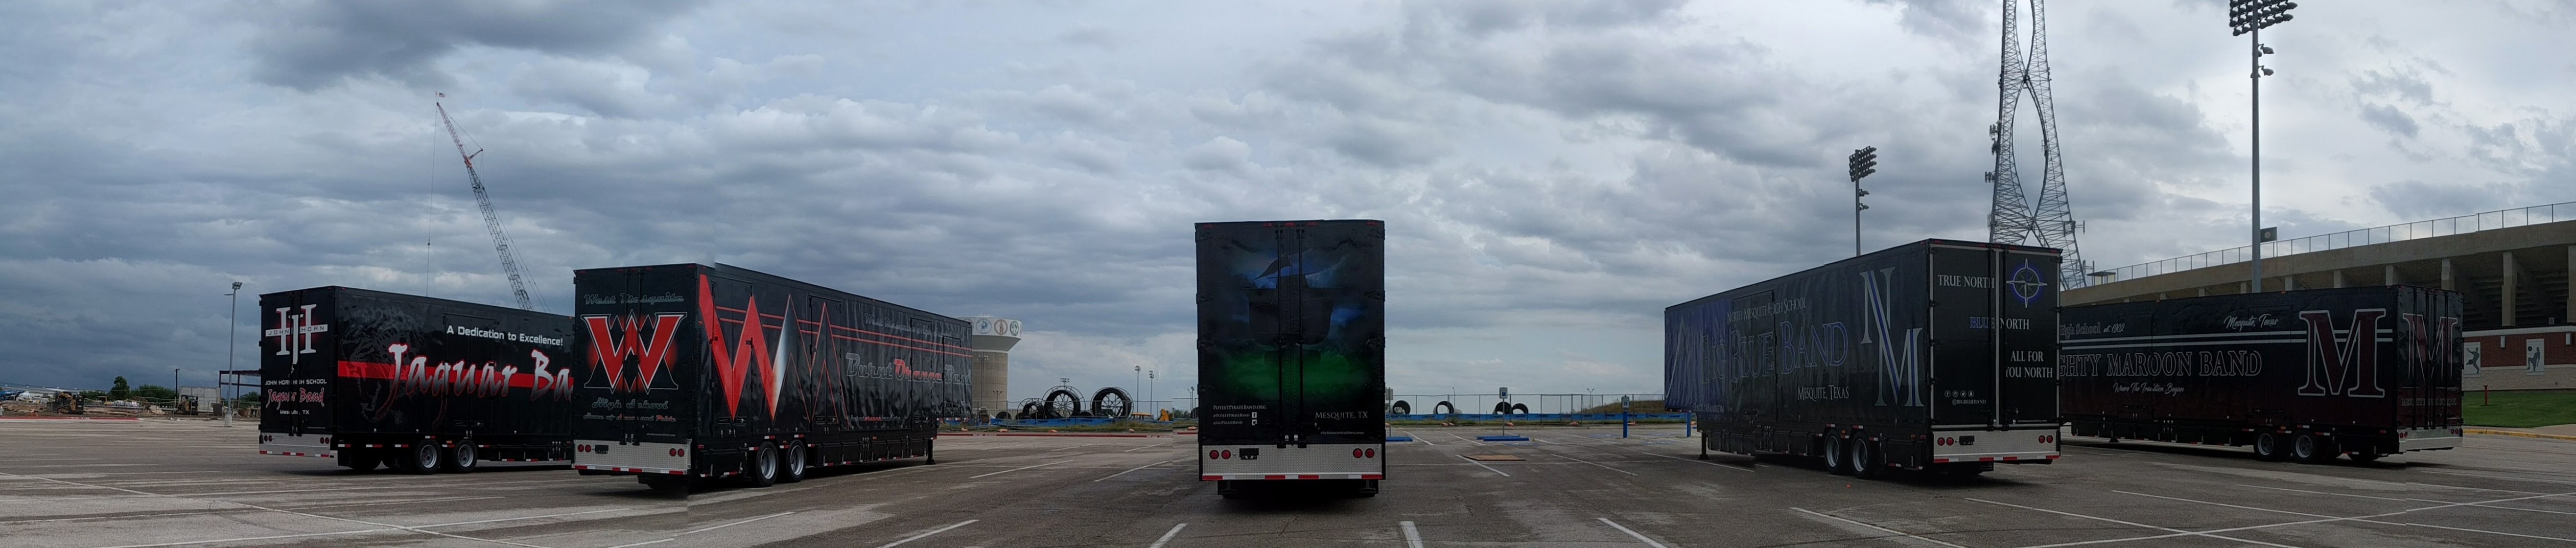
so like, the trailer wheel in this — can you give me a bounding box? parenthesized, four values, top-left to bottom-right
(2252, 432, 2285, 462)
(2292, 433, 2336, 464)
(403, 443, 442, 474)
(1216, 480, 1243, 499)
(1851, 440, 1885, 480)
(1824, 435, 1853, 475)
(1355, 479, 1379, 497)
(2349, 449, 2383, 463)
(343, 450, 381, 472)
(440, 442, 478, 474)
(779, 443, 808, 484)
(742, 446, 779, 488)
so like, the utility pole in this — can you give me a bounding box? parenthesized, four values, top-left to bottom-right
(2231, 0, 2297, 291)
(1847, 147, 1879, 257)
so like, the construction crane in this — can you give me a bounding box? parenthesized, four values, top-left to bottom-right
(434, 96, 536, 310)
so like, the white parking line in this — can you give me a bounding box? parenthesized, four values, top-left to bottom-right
(969, 459, 1078, 478)
(1967, 497, 2306, 548)
(2403, 498, 2576, 516)
(1560, 455, 1636, 476)
(1121, 442, 1174, 452)
(1790, 508, 1969, 548)
(1400, 430, 1433, 445)
(1596, 517, 1672, 548)
(1643, 452, 1752, 472)
(875, 519, 977, 548)
(2111, 489, 2576, 544)
(1096, 459, 1176, 482)
(2421, 469, 2576, 486)
(1146, 523, 1186, 548)
(286, 495, 509, 510)
(1443, 432, 1488, 445)
(1458, 455, 1511, 477)
(1399, 521, 1425, 548)
(685, 511, 797, 534)
(8, 470, 604, 548)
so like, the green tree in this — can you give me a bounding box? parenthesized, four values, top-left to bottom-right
(109, 376, 131, 400)
(134, 385, 177, 404)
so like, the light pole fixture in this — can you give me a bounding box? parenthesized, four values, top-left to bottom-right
(226, 281, 243, 424)
(1846, 146, 1879, 257)
(2230, 0, 2296, 291)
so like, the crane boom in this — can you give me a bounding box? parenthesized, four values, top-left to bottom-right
(434, 101, 536, 311)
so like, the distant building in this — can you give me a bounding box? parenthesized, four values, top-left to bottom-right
(961, 316, 1022, 417)
(2069, 202, 2574, 390)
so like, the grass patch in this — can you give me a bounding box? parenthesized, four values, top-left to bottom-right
(2463, 389, 2576, 428)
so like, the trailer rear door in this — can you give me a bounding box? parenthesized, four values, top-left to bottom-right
(2393, 286, 2465, 448)
(1927, 244, 2060, 426)
(257, 288, 338, 457)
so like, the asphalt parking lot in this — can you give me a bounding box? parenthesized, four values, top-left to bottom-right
(4, 420, 2574, 547)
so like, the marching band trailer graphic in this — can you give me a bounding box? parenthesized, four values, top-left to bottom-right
(1665, 239, 2064, 477)
(569, 263, 972, 492)
(2059, 286, 2465, 463)
(1196, 219, 1388, 498)
(256, 286, 578, 474)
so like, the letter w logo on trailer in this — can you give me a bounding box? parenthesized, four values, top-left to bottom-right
(697, 273, 787, 419)
(2297, 309, 2388, 398)
(582, 312, 687, 393)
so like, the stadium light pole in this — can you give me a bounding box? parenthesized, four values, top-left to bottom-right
(1846, 147, 1879, 257)
(2231, 0, 2296, 291)
(225, 281, 242, 426)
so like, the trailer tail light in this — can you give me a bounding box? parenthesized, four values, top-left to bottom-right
(2038, 435, 2055, 444)
(1222, 450, 1233, 459)
(668, 448, 685, 457)
(1353, 449, 1364, 458)
(1366, 448, 1376, 458)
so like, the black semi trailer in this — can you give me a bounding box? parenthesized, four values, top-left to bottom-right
(1196, 219, 1388, 498)
(569, 263, 972, 492)
(2059, 286, 2465, 463)
(257, 286, 578, 473)
(1665, 239, 2064, 477)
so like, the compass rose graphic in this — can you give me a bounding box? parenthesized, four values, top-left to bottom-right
(2007, 260, 2049, 307)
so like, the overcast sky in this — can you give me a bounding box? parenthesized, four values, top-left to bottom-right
(2, 1, 2568, 406)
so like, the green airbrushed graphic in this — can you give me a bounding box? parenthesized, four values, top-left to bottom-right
(1215, 347, 1370, 402)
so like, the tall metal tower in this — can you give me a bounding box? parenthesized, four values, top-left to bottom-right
(1984, 0, 2088, 286)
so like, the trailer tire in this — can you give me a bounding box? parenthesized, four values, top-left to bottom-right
(403, 443, 442, 474)
(343, 451, 381, 472)
(2252, 432, 2286, 462)
(2349, 449, 2382, 463)
(742, 446, 779, 488)
(1824, 435, 1853, 475)
(1851, 440, 1885, 480)
(440, 443, 477, 474)
(1355, 479, 1379, 497)
(2292, 433, 2335, 464)
(780, 443, 808, 484)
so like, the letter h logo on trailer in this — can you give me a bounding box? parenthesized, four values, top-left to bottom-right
(267, 304, 330, 364)
(2298, 309, 2387, 398)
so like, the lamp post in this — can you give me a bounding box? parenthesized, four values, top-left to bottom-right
(2230, 0, 2297, 291)
(1847, 147, 1879, 257)
(225, 281, 242, 426)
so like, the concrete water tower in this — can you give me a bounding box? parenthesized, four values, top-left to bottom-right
(961, 316, 1022, 417)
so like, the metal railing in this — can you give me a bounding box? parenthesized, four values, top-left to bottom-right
(2094, 201, 2575, 284)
